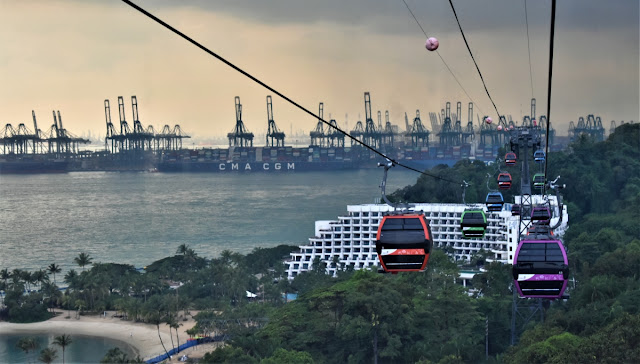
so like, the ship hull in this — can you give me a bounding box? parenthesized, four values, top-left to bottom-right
(0, 159, 69, 174)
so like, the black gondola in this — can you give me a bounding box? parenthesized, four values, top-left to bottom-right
(527, 223, 552, 236)
(533, 173, 545, 189)
(497, 172, 512, 190)
(485, 192, 504, 212)
(376, 214, 433, 273)
(512, 237, 569, 299)
(511, 204, 521, 216)
(460, 209, 487, 238)
(531, 206, 551, 225)
(505, 152, 517, 166)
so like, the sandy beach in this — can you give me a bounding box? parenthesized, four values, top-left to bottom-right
(0, 310, 220, 362)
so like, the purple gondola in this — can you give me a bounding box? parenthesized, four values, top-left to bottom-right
(512, 238, 569, 299)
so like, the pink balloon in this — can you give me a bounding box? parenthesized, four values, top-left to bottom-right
(497, 125, 503, 131)
(509, 125, 514, 130)
(425, 37, 439, 51)
(485, 117, 493, 124)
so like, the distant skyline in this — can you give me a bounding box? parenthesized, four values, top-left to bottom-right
(0, 0, 637, 141)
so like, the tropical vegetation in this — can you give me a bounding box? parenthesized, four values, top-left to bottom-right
(0, 124, 637, 363)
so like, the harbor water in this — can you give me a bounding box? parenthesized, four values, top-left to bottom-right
(0, 169, 417, 273)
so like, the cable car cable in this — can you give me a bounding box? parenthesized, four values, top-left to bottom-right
(121, 0, 466, 185)
(400, 0, 484, 115)
(523, 0, 534, 99)
(447, 0, 502, 118)
(543, 0, 556, 195)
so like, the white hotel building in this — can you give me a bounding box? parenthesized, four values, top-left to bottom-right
(285, 196, 567, 280)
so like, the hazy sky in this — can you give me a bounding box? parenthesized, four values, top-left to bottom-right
(0, 0, 637, 142)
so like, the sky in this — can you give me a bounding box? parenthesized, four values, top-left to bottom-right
(0, 0, 637, 143)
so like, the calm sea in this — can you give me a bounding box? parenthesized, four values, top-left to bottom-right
(0, 169, 416, 273)
(0, 333, 137, 363)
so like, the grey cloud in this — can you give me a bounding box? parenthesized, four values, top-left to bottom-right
(134, 0, 638, 35)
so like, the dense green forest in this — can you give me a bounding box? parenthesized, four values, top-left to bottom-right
(1, 124, 638, 363)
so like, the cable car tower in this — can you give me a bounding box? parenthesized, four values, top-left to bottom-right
(228, 96, 254, 147)
(266, 95, 285, 147)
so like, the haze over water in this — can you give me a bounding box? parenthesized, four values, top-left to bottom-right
(0, 170, 416, 273)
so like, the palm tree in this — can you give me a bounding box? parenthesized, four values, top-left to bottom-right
(53, 334, 72, 364)
(38, 347, 58, 364)
(171, 320, 183, 351)
(34, 270, 49, 288)
(147, 311, 170, 360)
(0, 268, 9, 286)
(74, 252, 93, 271)
(47, 263, 61, 285)
(101, 347, 130, 363)
(16, 337, 39, 362)
(64, 269, 78, 290)
(176, 244, 189, 256)
(21, 270, 34, 292)
(165, 316, 176, 351)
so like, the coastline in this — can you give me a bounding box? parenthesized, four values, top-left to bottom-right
(0, 310, 220, 362)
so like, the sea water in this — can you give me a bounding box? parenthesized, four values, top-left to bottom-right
(0, 169, 417, 273)
(0, 333, 137, 363)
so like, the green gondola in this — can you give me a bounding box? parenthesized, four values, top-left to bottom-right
(460, 209, 487, 238)
(533, 173, 545, 189)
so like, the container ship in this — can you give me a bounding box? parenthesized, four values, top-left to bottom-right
(156, 144, 465, 173)
(0, 156, 68, 174)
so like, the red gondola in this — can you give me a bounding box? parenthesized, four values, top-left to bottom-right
(505, 152, 517, 166)
(376, 214, 433, 273)
(497, 172, 512, 190)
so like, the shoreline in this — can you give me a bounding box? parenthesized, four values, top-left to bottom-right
(0, 310, 220, 362)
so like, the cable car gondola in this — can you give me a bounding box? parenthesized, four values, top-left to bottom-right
(376, 214, 433, 273)
(485, 192, 504, 212)
(505, 152, 517, 166)
(534, 150, 545, 163)
(460, 209, 487, 238)
(531, 206, 551, 225)
(497, 172, 512, 190)
(511, 204, 520, 216)
(512, 238, 569, 298)
(527, 223, 552, 236)
(533, 173, 545, 189)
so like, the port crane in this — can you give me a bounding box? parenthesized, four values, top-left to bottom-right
(227, 96, 254, 147)
(266, 95, 285, 147)
(409, 110, 429, 148)
(362, 92, 381, 149)
(568, 114, 605, 142)
(309, 102, 325, 147)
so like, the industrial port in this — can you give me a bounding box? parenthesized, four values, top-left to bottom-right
(0, 92, 620, 174)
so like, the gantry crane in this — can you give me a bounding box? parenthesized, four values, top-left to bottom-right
(227, 96, 254, 147)
(266, 95, 285, 147)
